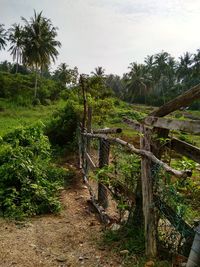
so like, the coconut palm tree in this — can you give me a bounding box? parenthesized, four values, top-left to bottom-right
(152, 52, 176, 103)
(177, 52, 193, 83)
(22, 10, 61, 97)
(8, 24, 24, 73)
(91, 66, 105, 77)
(125, 62, 152, 103)
(0, 24, 7, 50)
(54, 63, 71, 86)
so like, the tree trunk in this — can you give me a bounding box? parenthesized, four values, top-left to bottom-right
(15, 53, 19, 74)
(34, 67, 38, 98)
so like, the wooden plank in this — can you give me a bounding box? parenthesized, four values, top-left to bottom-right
(85, 152, 97, 170)
(93, 127, 122, 134)
(140, 125, 157, 257)
(150, 83, 200, 117)
(87, 199, 110, 224)
(144, 116, 200, 134)
(168, 138, 200, 164)
(123, 118, 141, 132)
(82, 133, 192, 178)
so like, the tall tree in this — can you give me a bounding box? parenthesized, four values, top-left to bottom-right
(125, 62, 152, 103)
(91, 66, 105, 78)
(22, 10, 61, 98)
(177, 52, 193, 84)
(152, 52, 176, 104)
(54, 64, 79, 86)
(54, 63, 71, 86)
(106, 74, 125, 98)
(8, 24, 24, 73)
(0, 24, 7, 50)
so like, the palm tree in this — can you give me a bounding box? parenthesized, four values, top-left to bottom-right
(125, 62, 152, 103)
(106, 74, 125, 98)
(144, 55, 155, 71)
(177, 52, 193, 83)
(8, 24, 24, 73)
(22, 10, 61, 97)
(152, 52, 176, 103)
(0, 24, 7, 50)
(91, 66, 105, 77)
(54, 63, 71, 86)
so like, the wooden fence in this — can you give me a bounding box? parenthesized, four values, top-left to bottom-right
(78, 80, 200, 263)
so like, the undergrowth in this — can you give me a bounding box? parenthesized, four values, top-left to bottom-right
(103, 226, 170, 267)
(0, 124, 72, 219)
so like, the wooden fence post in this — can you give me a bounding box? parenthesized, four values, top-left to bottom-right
(87, 106, 92, 152)
(98, 139, 110, 209)
(140, 125, 157, 258)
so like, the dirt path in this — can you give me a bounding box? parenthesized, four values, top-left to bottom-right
(0, 175, 123, 267)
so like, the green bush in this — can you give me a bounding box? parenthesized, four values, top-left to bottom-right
(0, 125, 69, 219)
(46, 102, 79, 146)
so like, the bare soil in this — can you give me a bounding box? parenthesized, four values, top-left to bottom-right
(0, 171, 124, 267)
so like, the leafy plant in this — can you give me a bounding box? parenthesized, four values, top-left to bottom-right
(46, 101, 80, 146)
(0, 124, 70, 219)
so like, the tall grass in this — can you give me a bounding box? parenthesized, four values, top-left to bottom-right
(0, 98, 66, 136)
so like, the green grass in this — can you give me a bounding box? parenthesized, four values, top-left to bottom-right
(0, 98, 66, 136)
(102, 227, 171, 267)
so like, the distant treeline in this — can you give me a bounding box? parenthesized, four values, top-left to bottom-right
(1, 10, 200, 109)
(106, 50, 200, 109)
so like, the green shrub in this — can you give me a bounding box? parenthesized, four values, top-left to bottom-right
(0, 125, 69, 219)
(32, 98, 41, 106)
(46, 102, 79, 146)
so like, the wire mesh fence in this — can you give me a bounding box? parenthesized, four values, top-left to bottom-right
(78, 126, 195, 257)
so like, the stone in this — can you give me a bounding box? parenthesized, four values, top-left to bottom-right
(120, 250, 129, 255)
(56, 255, 68, 262)
(144, 260, 155, 267)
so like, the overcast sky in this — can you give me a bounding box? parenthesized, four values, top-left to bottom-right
(1, 0, 200, 75)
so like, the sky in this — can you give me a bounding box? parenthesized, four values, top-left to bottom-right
(1, 0, 200, 75)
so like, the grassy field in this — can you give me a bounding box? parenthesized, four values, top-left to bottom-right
(0, 98, 66, 137)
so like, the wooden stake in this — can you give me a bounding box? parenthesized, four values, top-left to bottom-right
(140, 125, 157, 258)
(98, 139, 110, 209)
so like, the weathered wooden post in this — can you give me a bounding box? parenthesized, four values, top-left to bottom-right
(83, 107, 92, 181)
(186, 224, 200, 267)
(87, 106, 92, 152)
(98, 138, 110, 209)
(140, 125, 157, 258)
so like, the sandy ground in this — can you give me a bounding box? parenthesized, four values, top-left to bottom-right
(0, 175, 124, 267)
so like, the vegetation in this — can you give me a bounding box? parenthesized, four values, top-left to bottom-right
(107, 50, 200, 108)
(0, 24, 7, 50)
(0, 71, 65, 105)
(0, 125, 70, 219)
(0, 8, 200, 267)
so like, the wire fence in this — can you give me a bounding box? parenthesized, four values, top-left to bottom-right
(78, 126, 196, 257)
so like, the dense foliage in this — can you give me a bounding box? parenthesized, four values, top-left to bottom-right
(107, 50, 200, 109)
(0, 71, 65, 105)
(46, 101, 80, 146)
(0, 125, 70, 219)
